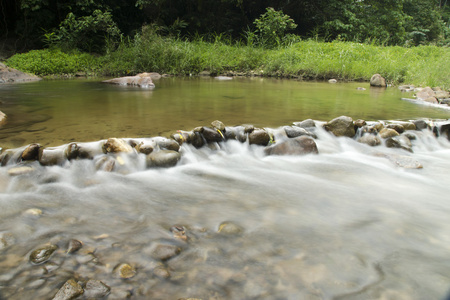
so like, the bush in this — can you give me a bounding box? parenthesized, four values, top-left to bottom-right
(253, 7, 298, 48)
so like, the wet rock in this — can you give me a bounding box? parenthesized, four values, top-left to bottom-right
(211, 120, 226, 131)
(0, 110, 6, 126)
(218, 221, 244, 235)
(75, 142, 104, 159)
(29, 244, 58, 265)
(66, 239, 83, 254)
(283, 126, 313, 138)
(83, 280, 111, 298)
(170, 225, 188, 242)
(385, 135, 413, 152)
(265, 136, 318, 156)
(153, 265, 171, 279)
(103, 138, 133, 154)
(370, 74, 387, 87)
(171, 131, 191, 145)
(135, 141, 154, 154)
(293, 119, 316, 129)
(244, 124, 255, 133)
(190, 131, 205, 148)
(156, 138, 180, 152)
(412, 119, 428, 130)
(8, 165, 35, 176)
(358, 134, 381, 146)
(402, 132, 417, 141)
(202, 127, 225, 143)
(23, 208, 43, 216)
(102, 73, 155, 88)
(149, 242, 182, 261)
(354, 119, 366, 128)
(385, 123, 405, 134)
(376, 153, 423, 169)
(114, 263, 137, 279)
(39, 147, 67, 166)
(52, 279, 84, 300)
(248, 129, 270, 146)
(146, 150, 181, 168)
(379, 128, 399, 139)
(64, 143, 80, 160)
(94, 155, 115, 171)
(439, 121, 450, 140)
(21, 144, 41, 161)
(0, 149, 16, 166)
(324, 116, 356, 137)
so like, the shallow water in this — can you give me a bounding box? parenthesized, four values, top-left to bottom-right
(0, 78, 450, 299)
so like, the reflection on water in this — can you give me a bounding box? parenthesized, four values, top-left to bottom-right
(1, 77, 450, 149)
(0, 78, 450, 299)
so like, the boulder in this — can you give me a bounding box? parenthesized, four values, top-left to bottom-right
(146, 150, 181, 168)
(358, 134, 381, 146)
(201, 127, 225, 143)
(413, 119, 428, 130)
(264, 136, 318, 156)
(415, 87, 435, 101)
(379, 128, 399, 139)
(102, 73, 155, 88)
(323, 116, 356, 137)
(248, 129, 271, 146)
(283, 126, 313, 138)
(370, 74, 386, 87)
(102, 138, 133, 154)
(0, 63, 41, 84)
(385, 124, 405, 134)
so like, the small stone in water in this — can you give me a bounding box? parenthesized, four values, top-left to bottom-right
(29, 244, 58, 265)
(67, 239, 83, 254)
(52, 279, 84, 300)
(23, 208, 43, 216)
(114, 263, 137, 279)
(153, 265, 171, 279)
(170, 225, 188, 241)
(218, 221, 244, 235)
(84, 279, 111, 298)
(7, 166, 35, 176)
(150, 243, 182, 261)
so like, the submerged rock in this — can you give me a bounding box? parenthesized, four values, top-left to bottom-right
(114, 263, 137, 279)
(149, 243, 182, 261)
(265, 136, 318, 156)
(8, 165, 35, 176)
(218, 221, 244, 235)
(376, 153, 423, 169)
(83, 280, 111, 298)
(323, 116, 356, 137)
(52, 279, 84, 300)
(29, 244, 58, 265)
(385, 135, 413, 152)
(66, 239, 83, 254)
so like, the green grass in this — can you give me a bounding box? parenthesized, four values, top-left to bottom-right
(5, 33, 450, 89)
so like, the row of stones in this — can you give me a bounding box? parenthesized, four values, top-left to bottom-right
(1, 117, 449, 172)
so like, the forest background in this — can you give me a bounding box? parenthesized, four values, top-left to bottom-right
(1, 0, 450, 87)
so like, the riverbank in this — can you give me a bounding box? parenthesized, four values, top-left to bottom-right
(3, 32, 450, 89)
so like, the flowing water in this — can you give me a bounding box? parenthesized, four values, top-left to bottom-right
(0, 78, 450, 300)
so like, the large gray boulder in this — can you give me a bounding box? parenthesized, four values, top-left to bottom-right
(102, 72, 156, 88)
(323, 116, 356, 137)
(0, 63, 41, 83)
(264, 136, 318, 156)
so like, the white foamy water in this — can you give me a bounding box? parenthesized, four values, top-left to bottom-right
(1, 125, 450, 300)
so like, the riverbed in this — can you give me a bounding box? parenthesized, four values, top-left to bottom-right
(0, 78, 450, 299)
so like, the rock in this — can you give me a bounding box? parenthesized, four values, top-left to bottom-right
(201, 127, 225, 143)
(214, 76, 232, 80)
(385, 135, 413, 152)
(149, 243, 181, 261)
(146, 150, 181, 168)
(102, 73, 155, 88)
(29, 244, 58, 265)
(385, 124, 405, 134)
(441, 98, 450, 105)
(218, 221, 244, 235)
(0, 110, 6, 126)
(356, 87, 366, 91)
(379, 128, 399, 139)
(94, 155, 115, 171)
(190, 131, 205, 148)
(413, 119, 428, 130)
(248, 129, 270, 145)
(103, 138, 133, 153)
(293, 119, 316, 129)
(283, 126, 313, 138)
(415, 87, 435, 101)
(434, 90, 449, 99)
(264, 136, 318, 156)
(170, 225, 188, 242)
(66, 239, 83, 254)
(323, 116, 356, 137)
(21, 143, 41, 161)
(358, 134, 381, 146)
(52, 279, 84, 300)
(23, 208, 43, 216)
(39, 147, 67, 166)
(0, 63, 41, 83)
(439, 121, 450, 140)
(135, 142, 154, 154)
(83, 280, 111, 298)
(354, 119, 366, 128)
(211, 120, 226, 131)
(153, 265, 171, 279)
(376, 153, 423, 169)
(370, 74, 386, 87)
(198, 70, 211, 76)
(156, 138, 180, 152)
(114, 263, 137, 279)
(328, 79, 337, 83)
(243, 124, 255, 133)
(424, 96, 438, 104)
(8, 165, 35, 176)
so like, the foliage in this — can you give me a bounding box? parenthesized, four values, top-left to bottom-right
(252, 7, 298, 48)
(6, 49, 101, 75)
(44, 10, 122, 53)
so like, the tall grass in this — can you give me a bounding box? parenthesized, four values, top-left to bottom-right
(5, 29, 450, 89)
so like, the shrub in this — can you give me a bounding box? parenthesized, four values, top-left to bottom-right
(253, 7, 298, 48)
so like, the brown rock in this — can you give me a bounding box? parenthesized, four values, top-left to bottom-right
(370, 74, 386, 87)
(358, 134, 381, 146)
(103, 138, 133, 153)
(248, 129, 270, 146)
(324, 116, 355, 137)
(265, 136, 318, 156)
(21, 144, 41, 161)
(379, 128, 399, 139)
(52, 279, 84, 300)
